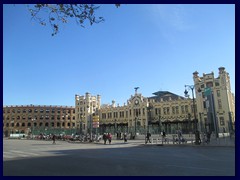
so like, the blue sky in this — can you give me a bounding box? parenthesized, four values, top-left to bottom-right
(3, 4, 235, 106)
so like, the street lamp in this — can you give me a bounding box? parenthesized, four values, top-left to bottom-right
(184, 85, 198, 132)
(31, 118, 36, 139)
(158, 114, 162, 137)
(135, 117, 137, 137)
(114, 119, 117, 135)
(80, 113, 83, 135)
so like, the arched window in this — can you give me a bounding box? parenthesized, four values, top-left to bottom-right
(57, 122, 60, 127)
(45, 122, 49, 127)
(39, 122, 43, 127)
(22, 123, 25, 127)
(16, 123, 20, 127)
(67, 123, 70, 127)
(51, 122, 54, 127)
(27, 123, 31, 127)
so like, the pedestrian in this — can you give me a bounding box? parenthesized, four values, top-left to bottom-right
(162, 131, 166, 142)
(123, 133, 127, 143)
(107, 133, 112, 144)
(206, 131, 211, 144)
(103, 133, 107, 145)
(177, 129, 182, 144)
(146, 132, 151, 144)
(52, 134, 56, 144)
(195, 130, 201, 145)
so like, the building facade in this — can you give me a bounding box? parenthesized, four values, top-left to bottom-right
(75, 93, 101, 134)
(193, 67, 235, 136)
(3, 105, 75, 137)
(75, 89, 196, 135)
(3, 67, 234, 137)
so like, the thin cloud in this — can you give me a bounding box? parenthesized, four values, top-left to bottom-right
(151, 4, 192, 31)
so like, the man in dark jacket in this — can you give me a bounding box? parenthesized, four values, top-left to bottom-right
(146, 132, 151, 144)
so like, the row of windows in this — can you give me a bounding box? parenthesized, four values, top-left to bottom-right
(4, 122, 76, 127)
(4, 115, 75, 120)
(4, 109, 75, 114)
(101, 106, 193, 119)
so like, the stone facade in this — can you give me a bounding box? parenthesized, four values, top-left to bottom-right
(193, 67, 235, 135)
(3, 67, 234, 136)
(3, 105, 75, 137)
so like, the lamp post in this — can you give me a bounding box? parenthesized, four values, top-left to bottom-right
(158, 115, 162, 137)
(31, 118, 36, 139)
(135, 117, 137, 137)
(114, 119, 117, 135)
(80, 114, 83, 135)
(10, 120, 14, 137)
(184, 85, 198, 132)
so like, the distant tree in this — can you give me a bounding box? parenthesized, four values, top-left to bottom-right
(28, 4, 121, 36)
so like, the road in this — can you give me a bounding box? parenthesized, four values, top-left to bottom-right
(3, 139, 235, 176)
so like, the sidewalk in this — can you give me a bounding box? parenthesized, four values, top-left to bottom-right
(138, 137, 235, 147)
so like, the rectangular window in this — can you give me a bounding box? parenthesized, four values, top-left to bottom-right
(206, 82, 213, 88)
(176, 106, 179, 114)
(217, 90, 220, 97)
(172, 107, 175, 114)
(181, 106, 184, 114)
(220, 117, 225, 126)
(163, 108, 167, 115)
(167, 107, 170, 115)
(218, 99, 222, 109)
(185, 105, 188, 113)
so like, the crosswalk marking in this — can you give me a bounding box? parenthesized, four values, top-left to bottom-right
(3, 150, 40, 159)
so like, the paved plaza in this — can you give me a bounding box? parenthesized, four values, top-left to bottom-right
(3, 138, 235, 176)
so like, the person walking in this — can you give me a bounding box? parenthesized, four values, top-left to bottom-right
(146, 132, 151, 144)
(195, 130, 201, 145)
(103, 133, 107, 145)
(177, 129, 182, 144)
(107, 133, 112, 144)
(162, 131, 166, 142)
(206, 131, 211, 144)
(123, 133, 127, 143)
(52, 134, 56, 144)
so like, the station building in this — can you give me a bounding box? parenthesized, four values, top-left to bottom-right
(3, 67, 235, 137)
